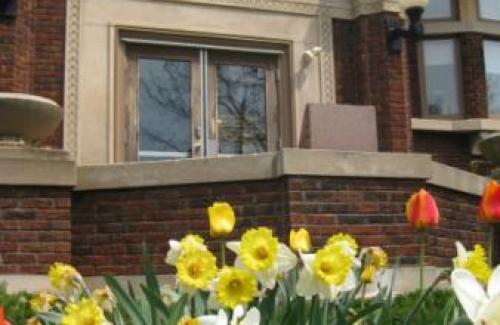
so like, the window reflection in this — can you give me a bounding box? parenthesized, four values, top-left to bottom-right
(422, 40, 461, 116)
(484, 41, 500, 114)
(217, 64, 267, 154)
(479, 0, 500, 21)
(138, 58, 192, 160)
(423, 0, 453, 19)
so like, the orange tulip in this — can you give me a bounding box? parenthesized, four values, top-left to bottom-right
(479, 180, 500, 223)
(406, 189, 439, 229)
(0, 307, 12, 325)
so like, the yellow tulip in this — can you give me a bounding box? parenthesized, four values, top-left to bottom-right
(208, 202, 236, 238)
(289, 228, 312, 253)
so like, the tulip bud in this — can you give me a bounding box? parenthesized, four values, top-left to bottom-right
(208, 202, 236, 238)
(478, 180, 500, 223)
(289, 228, 312, 253)
(406, 189, 439, 229)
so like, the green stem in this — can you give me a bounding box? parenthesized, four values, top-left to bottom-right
(419, 231, 426, 295)
(488, 225, 495, 267)
(361, 284, 366, 309)
(191, 296, 196, 317)
(403, 271, 450, 325)
(220, 240, 226, 267)
(322, 300, 329, 325)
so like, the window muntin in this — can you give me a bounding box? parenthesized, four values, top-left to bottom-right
(484, 40, 500, 115)
(423, 0, 455, 20)
(119, 44, 281, 162)
(421, 39, 461, 117)
(479, 0, 500, 21)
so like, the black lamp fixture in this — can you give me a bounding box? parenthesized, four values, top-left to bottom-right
(387, 0, 429, 53)
(0, 0, 17, 18)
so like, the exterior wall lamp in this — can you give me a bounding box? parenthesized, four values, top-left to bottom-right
(0, 0, 17, 18)
(387, 0, 429, 53)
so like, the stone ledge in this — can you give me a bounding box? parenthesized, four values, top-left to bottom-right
(0, 147, 76, 186)
(428, 162, 489, 196)
(411, 118, 500, 133)
(76, 149, 433, 191)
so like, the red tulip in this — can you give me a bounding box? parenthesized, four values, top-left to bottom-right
(479, 180, 500, 223)
(0, 307, 11, 325)
(406, 189, 439, 229)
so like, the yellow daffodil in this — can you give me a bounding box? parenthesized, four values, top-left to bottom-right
(30, 292, 57, 312)
(227, 227, 297, 289)
(208, 202, 236, 238)
(92, 286, 115, 311)
(452, 266, 500, 324)
(326, 233, 359, 256)
(454, 242, 492, 285)
(296, 244, 355, 301)
(61, 298, 108, 325)
(48, 262, 82, 291)
(289, 228, 312, 253)
(177, 249, 217, 291)
(361, 265, 377, 284)
(177, 317, 201, 325)
(368, 247, 388, 270)
(216, 267, 257, 309)
(166, 234, 207, 266)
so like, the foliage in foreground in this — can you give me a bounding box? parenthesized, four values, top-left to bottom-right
(0, 282, 33, 324)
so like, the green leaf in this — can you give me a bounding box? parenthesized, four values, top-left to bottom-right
(350, 302, 384, 323)
(143, 243, 161, 324)
(166, 293, 189, 325)
(257, 287, 278, 325)
(37, 311, 63, 324)
(141, 284, 171, 320)
(104, 275, 147, 325)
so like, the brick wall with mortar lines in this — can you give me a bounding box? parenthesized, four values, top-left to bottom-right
(71, 180, 288, 276)
(0, 186, 72, 274)
(71, 176, 490, 275)
(413, 131, 473, 171)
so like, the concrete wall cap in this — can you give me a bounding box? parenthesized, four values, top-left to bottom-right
(0, 147, 76, 186)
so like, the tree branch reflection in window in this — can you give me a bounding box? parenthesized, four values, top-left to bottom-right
(217, 64, 267, 154)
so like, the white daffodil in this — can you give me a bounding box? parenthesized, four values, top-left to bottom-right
(165, 234, 207, 266)
(453, 241, 492, 285)
(451, 266, 500, 324)
(296, 245, 356, 301)
(194, 306, 261, 325)
(226, 227, 297, 290)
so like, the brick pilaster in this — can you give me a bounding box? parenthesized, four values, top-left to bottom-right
(333, 13, 413, 152)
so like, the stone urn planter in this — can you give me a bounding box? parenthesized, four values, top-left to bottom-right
(0, 93, 63, 146)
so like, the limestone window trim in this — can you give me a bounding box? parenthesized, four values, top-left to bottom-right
(411, 118, 500, 132)
(114, 30, 293, 163)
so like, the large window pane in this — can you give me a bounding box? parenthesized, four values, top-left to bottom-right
(422, 39, 460, 116)
(217, 64, 267, 154)
(137, 58, 192, 160)
(423, 0, 454, 19)
(479, 0, 500, 21)
(484, 41, 500, 114)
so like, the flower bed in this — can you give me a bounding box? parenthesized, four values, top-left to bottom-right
(4, 182, 500, 324)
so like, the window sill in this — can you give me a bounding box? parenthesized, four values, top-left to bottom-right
(411, 118, 500, 132)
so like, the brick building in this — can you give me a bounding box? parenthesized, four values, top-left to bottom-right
(0, 0, 499, 291)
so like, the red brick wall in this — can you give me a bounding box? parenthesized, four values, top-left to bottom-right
(0, 0, 66, 147)
(71, 177, 488, 275)
(71, 180, 288, 276)
(332, 14, 412, 152)
(427, 185, 486, 266)
(0, 186, 72, 274)
(413, 131, 473, 171)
